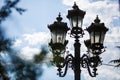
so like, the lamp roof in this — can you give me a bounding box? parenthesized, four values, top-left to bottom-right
(67, 2, 86, 19)
(48, 13, 69, 32)
(86, 15, 108, 33)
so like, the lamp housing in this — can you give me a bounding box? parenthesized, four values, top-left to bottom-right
(86, 15, 108, 50)
(48, 13, 69, 66)
(67, 2, 86, 35)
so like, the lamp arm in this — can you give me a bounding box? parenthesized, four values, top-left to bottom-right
(81, 54, 89, 68)
(57, 54, 74, 77)
(85, 59, 97, 77)
(81, 54, 97, 77)
(60, 54, 74, 68)
(57, 60, 69, 77)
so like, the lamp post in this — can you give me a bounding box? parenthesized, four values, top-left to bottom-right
(48, 2, 108, 80)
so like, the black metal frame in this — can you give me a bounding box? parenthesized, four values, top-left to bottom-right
(48, 20, 106, 80)
(48, 17, 108, 80)
(55, 33, 102, 80)
(48, 3, 108, 80)
(57, 54, 101, 77)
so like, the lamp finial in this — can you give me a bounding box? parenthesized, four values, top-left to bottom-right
(94, 15, 100, 23)
(56, 12, 62, 22)
(72, 2, 79, 10)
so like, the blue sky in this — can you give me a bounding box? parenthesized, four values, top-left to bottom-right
(0, 0, 120, 80)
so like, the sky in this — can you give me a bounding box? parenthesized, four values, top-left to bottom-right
(0, 0, 120, 80)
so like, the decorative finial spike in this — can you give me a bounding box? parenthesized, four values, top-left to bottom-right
(96, 15, 99, 18)
(58, 12, 61, 17)
(94, 15, 100, 23)
(72, 2, 79, 10)
(74, 2, 76, 5)
(56, 12, 62, 22)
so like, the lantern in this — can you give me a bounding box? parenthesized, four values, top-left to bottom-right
(48, 13, 69, 55)
(67, 2, 86, 34)
(86, 15, 108, 50)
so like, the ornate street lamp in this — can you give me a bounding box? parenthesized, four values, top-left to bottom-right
(48, 2, 108, 80)
(48, 13, 69, 67)
(67, 2, 86, 36)
(86, 15, 108, 55)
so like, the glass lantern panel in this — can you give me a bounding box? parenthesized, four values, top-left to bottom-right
(100, 32, 105, 44)
(56, 30, 66, 44)
(62, 32, 66, 44)
(69, 16, 77, 28)
(95, 32, 100, 43)
(78, 16, 83, 28)
(90, 32, 94, 44)
(51, 30, 57, 43)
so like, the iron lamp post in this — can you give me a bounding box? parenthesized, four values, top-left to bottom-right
(48, 2, 108, 80)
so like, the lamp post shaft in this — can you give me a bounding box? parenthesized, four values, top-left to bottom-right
(74, 36, 81, 80)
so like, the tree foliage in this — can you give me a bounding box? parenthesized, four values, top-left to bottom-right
(0, 1, 49, 80)
(0, 0, 26, 23)
(0, 62, 9, 80)
(34, 47, 48, 63)
(13, 47, 48, 80)
(0, 0, 25, 79)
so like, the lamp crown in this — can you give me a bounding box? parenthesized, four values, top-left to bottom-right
(72, 2, 79, 10)
(94, 15, 100, 23)
(56, 12, 63, 22)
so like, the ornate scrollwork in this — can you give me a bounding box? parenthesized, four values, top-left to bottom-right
(57, 54, 74, 77)
(57, 53, 102, 77)
(81, 54, 102, 77)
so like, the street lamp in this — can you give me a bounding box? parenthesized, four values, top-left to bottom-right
(67, 2, 85, 36)
(48, 2, 108, 80)
(48, 13, 69, 67)
(86, 15, 108, 55)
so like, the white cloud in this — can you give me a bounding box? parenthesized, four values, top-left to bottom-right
(23, 32, 50, 45)
(106, 27, 120, 42)
(13, 32, 50, 60)
(13, 39, 22, 47)
(18, 46, 40, 60)
(13, 32, 50, 48)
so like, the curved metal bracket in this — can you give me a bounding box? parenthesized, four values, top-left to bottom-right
(57, 54, 74, 77)
(84, 58, 98, 77)
(81, 54, 98, 77)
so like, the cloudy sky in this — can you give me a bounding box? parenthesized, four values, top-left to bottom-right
(1, 0, 120, 80)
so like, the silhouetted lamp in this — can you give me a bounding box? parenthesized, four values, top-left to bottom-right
(48, 2, 109, 79)
(48, 13, 69, 66)
(67, 2, 86, 34)
(86, 15, 108, 50)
